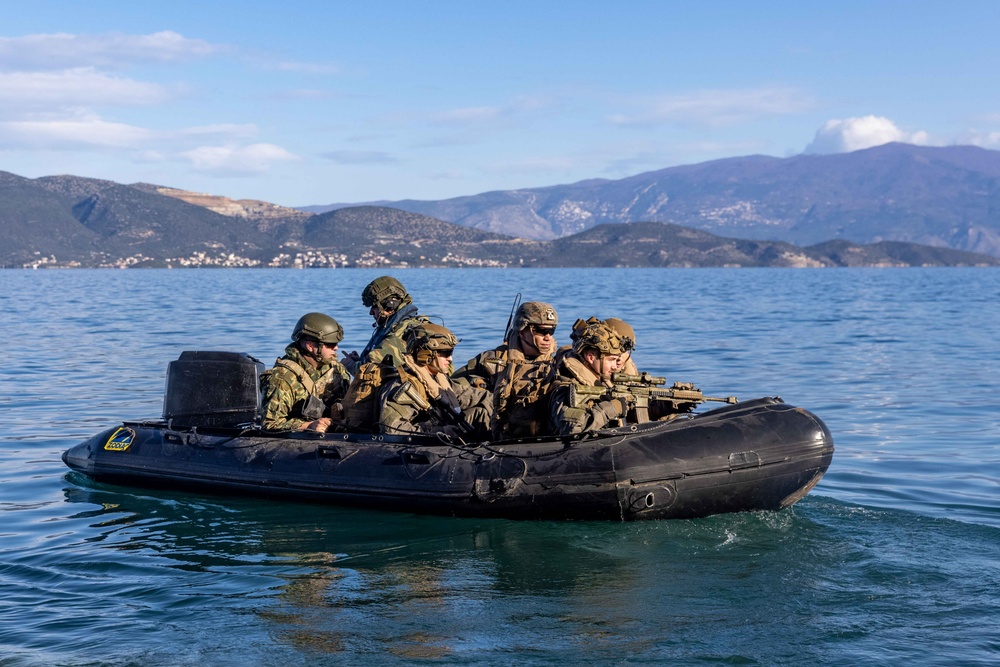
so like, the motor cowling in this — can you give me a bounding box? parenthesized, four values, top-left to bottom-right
(162, 351, 264, 429)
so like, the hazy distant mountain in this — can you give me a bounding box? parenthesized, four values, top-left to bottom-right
(2, 165, 999, 268)
(526, 221, 999, 268)
(309, 143, 1000, 257)
(0, 171, 99, 262)
(1, 171, 281, 266)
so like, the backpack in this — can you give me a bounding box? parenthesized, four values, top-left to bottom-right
(342, 359, 391, 432)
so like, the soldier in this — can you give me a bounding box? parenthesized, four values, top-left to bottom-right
(548, 318, 633, 436)
(341, 276, 426, 376)
(604, 317, 638, 375)
(453, 301, 558, 391)
(562, 316, 638, 375)
(453, 301, 559, 439)
(261, 312, 351, 432)
(378, 323, 491, 439)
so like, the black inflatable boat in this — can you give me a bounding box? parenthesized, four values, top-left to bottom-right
(62, 351, 834, 521)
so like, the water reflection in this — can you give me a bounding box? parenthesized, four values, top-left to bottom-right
(59, 478, 862, 660)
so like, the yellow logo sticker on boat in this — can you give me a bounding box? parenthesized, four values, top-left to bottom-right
(104, 427, 135, 452)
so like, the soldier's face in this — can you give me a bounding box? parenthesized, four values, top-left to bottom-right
(520, 325, 556, 356)
(303, 340, 338, 364)
(583, 350, 621, 380)
(318, 342, 339, 362)
(431, 349, 453, 374)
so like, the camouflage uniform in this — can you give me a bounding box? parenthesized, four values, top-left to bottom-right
(548, 320, 632, 436)
(345, 276, 427, 375)
(377, 323, 491, 439)
(548, 353, 628, 436)
(491, 345, 557, 439)
(261, 343, 351, 431)
(378, 354, 491, 438)
(348, 302, 426, 374)
(453, 301, 559, 439)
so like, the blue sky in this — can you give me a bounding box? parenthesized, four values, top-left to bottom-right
(3, 1, 1000, 206)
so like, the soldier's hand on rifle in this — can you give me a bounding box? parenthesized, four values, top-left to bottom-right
(607, 395, 636, 417)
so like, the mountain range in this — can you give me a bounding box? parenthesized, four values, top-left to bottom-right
(306, 143, 1000, 257)
(3, 142, 1000, 268)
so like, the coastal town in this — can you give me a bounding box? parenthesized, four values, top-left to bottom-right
(20, 248, 511, 269)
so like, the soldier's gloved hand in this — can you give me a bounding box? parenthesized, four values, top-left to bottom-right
(607, 397, 630, 417)
(304, 418, 332, 433)
(437, 388, 462, 414)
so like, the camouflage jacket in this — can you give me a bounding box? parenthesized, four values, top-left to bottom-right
(548, 352, 626, 436)
(346, 303, 426, 375)
(260, 344, 350, 431)
(490, 349, 557, 439)
(378, 354, 491, 438)
(452, 342, 509, 391)
(453, 330, 556, 392)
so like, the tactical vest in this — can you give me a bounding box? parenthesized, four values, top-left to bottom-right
(271, 358, 341, 398)
(261, 358, 344, 421)
(491, 354, 556, 439)
(342, 360, 391, 432)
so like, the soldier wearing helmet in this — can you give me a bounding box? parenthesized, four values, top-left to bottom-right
(562, 316, 637, 373)
(454, 301, 560, 439)
(378, 323, 491, 438)
(604, 317, 639, 375)
(342, 276, 427, 376)
(261, 312, 351, 432)
(454, 301, 558, 391)
(548, 318, 634, 436)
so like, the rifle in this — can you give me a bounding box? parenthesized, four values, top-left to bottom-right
(433, 388, 476, 435)
(573, 372, 738, 423)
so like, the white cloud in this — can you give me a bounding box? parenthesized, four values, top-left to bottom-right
(962, 130, 1000, 149)
(609, 86, 813, 128)
(0, 114, 295, 177)
(0, 114, 262, 151)
(0, 68, 173, 110)
(181, 143, 299, 176)
(0, 31, 223, 71)
(0, 116, 153, 149)
(804, 115, 930, 154)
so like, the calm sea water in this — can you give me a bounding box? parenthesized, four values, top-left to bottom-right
(1, 268, 998, 666)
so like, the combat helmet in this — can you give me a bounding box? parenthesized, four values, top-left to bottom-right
(513, 301, 558, 331)
(361, 276, 410, 311)
(572, 319, 633, 356)
(603, 318, 636, 351)
(292, 312, 344, 345)
(569, 316, 601, 342)
(405, 323, 459, 366)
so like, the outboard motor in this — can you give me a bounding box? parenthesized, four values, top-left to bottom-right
(162, 351, 264, 429)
